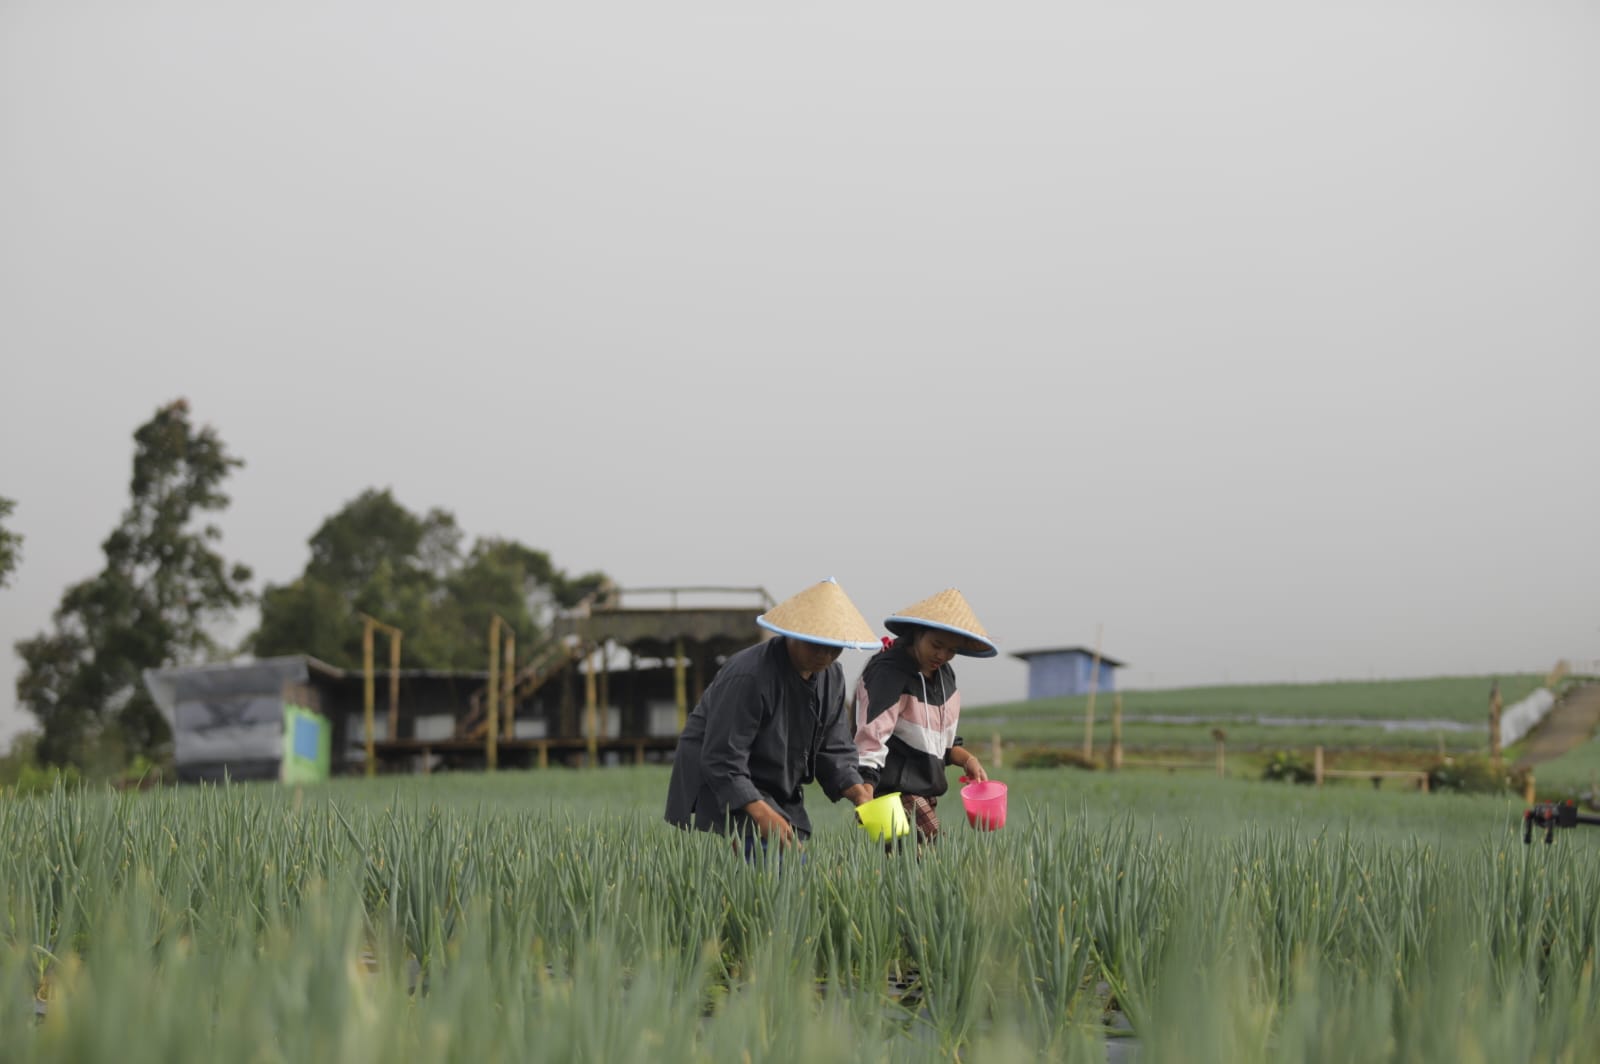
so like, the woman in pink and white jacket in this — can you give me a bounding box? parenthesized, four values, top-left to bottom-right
(852, 588, 997, 842)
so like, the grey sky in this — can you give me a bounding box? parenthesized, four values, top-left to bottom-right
(3, 2, 1597, 751)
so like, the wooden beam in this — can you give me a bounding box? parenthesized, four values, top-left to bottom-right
(599, 640, 610, 736)
(674, 637, 688, 732)
(487, 616, 501, 772)
(502, 630, 516, 740)
(585, 642, 599, 767)
(357, 613, 404, 777)
(362, 620, 376, 778)
(388, 630, 402, 742)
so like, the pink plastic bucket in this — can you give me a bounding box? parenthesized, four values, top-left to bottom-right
(960, 780, 1008, 831)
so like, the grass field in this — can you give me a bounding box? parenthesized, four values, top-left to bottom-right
(993, 718, 1483, 755)
(962, 673, 1555, 759)
(968, 672, 1549, 726)
(1521, 739, 1600, 797)
(6, 767, 1600, 1062)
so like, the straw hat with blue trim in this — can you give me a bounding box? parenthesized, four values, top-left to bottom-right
(756, 578, 880, 650)
(883, 588, 999, 658)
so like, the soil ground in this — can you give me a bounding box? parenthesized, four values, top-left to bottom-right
(1514, 683, 1600, 770)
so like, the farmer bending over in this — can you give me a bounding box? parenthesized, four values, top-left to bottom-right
(665, 578, 878, 851)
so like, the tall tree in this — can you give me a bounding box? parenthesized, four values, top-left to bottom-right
(0, 496, 21, 588)
(14, 400, 253, 767)
(252, 489, 607, 670)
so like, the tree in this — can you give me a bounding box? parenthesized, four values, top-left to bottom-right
(252, 489, 607, 670)
(0, 496, 21, 588)
(252, 488, 462, 667)
(14, 400, 253, 768)
(435, 538, 610, 667)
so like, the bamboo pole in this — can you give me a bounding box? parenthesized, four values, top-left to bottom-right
(388, 630, 402, 742)
(1082, 624, 1103, 761)
(585, 642, 599, 767)
(362, 620, 376, 778)
(487, 617, 501, 773)
(598, 641, 610, 736)
(502, 630, 515, 740)
(674, 637, 688, 732)
(358, 614, 403, 778)
(1110, 693, 1123, 771)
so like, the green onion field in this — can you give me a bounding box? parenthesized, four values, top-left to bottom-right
(5, 766, 1600, 1062)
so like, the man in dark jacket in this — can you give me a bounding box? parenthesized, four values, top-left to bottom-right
(665, 579, 878, 847)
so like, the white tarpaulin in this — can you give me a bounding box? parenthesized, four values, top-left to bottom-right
(143, 656, 309, 780)
(1500, 688, 1556, 748)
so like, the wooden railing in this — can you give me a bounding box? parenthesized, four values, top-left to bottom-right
(1312, 745, 1430, 791)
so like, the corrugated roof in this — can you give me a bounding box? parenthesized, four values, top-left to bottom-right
(150, 654, 492, 682)
(1010, 646, 1128, 668)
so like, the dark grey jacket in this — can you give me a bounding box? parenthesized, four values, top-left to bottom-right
(664, 636, 863, 839)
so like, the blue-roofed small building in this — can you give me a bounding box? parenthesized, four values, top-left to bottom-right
(1012, 646, 1127, 699)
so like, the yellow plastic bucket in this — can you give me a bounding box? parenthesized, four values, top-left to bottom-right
(856, 792, 911, 842)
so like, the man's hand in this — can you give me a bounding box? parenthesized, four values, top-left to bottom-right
(960, 755, 988, 783)
(744, 799, 798, 848)
(841, 782, 874, 806)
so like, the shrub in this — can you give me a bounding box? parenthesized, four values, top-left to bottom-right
(6, 761, 83, 796)
(1425, 755, 1528, 795)
(1011, 746, 1098, 770)
(114, 754, 168, 791)
(1261, 751, 1316, 784)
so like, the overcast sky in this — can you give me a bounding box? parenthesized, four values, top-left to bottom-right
(2, 1, 1597, 751)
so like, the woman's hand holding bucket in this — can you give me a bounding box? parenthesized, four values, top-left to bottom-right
(956, 753, 988, 783)
(856, 792, 912, 842)
(958, 778, 1008, 831)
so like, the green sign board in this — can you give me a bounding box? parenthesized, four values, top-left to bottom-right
(282, 703, 331, 783)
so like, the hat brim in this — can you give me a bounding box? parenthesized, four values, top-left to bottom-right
(884, 617, 999, 658)
(758, 616, 880, 650)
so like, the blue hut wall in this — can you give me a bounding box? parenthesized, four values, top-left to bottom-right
(1024, 651, 1120, 699)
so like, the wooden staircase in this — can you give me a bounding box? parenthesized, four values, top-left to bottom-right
(456, 638, 587, 741)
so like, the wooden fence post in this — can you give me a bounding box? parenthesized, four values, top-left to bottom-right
(1313, 745, 1325, 788)
(1489, 680, 1503, 772)
(584, 642, 599, 767)
(991, 732, 1003, 770)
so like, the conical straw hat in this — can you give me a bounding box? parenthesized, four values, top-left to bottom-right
(883, 588, 998, 657)
(757, 578, 879, 650)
